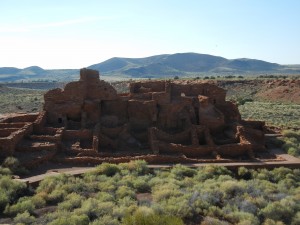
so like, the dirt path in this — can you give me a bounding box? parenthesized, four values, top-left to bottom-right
(16, 149, 300, 186)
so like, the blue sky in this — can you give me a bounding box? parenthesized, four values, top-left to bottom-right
(0, 0, 299, 69)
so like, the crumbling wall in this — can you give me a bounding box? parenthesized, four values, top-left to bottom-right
(2, 68, 268, 164)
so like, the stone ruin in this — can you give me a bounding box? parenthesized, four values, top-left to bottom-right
(0, 68, 267, 167)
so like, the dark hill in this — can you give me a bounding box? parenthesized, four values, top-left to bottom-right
(88, 53, 287, 77)
(1, 53, 299, 82)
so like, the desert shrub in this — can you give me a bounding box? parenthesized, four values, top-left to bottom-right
(2, 157, 20, 171)
(206, 206, 225, 218)
(48, 213, 89, 225)
(170, 164, 197, 179)
(251, 168, 274, 182)
(291, 211, 300, 225)
(4, 197, 35, 216)
(260, 197, 297, 224)
(0, 192, 9, 214)
(236, 97, 253, 106)
(13, 211, 36, 225)
(282, 130, 300, 139)
(97, 177, 117, 192)
(271, 167, 293, 182)
(0, 175, 27, 213)
(281, 130, 300, 156)
(132, 178, 151, 193)
(95, 192, 115, 202)
(220, 180, 247, 199)
(238, 167, 252, 180)
(152, 184, 181, 202)
(90, 215, 119, 225)
(31, 194, 46, 208)
(0, 166, 12, 175)
(113, 203, 138, 219)
(62, 176, 96, 195)
(236, 199, 258, 214)
(1, 157, 28, 175)
(36, 174, 69, 195)
(58, 193, 84, 211)
(116, 185, 136, 199)
(75, 198, 115, 220)
(225, 211, 259, 225)
(195, 166, 233, 181)
(93, 163, 120, 177)
(119, 160, 149, 175)
(262, 219, 286, 225)
(201, 216, 230, 225)
(122, 206, 184, 225)
(158, 195, 193, 218)
(74, 198, 102, 220)
(47, 189, 67, 204)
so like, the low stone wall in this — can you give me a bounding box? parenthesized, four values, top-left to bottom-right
(0, 123, 27, 128)
(62, 129, 92, 140)
(0, 123, 33, 156)
(216, 143, 252, 157)
(1, 114, 38, 123)
(158, 142, 215, 157)
(0, 128, 20, 137)
(22, 151, 56, 169)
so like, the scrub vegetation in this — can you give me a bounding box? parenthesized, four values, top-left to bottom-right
(0, 161, 299, 225)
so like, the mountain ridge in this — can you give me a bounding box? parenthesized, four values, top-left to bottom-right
(1, 53, 299, 82)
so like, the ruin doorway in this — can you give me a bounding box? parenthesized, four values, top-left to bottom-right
(58, 118, 63, 124)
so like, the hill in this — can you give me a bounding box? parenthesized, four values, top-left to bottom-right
(0, 67, 79, 82)
(88, 53, 290, 78)
(1, 53, 300, 82)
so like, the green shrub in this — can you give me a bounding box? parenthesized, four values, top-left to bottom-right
(97, 177, 117, 192)
(200, 216, 230, 225)
(238, 167, 252, 180)
(119, 160, 149, 175)
(0, 166, 12, 175)
(47, 189, 67, 204)
(262, 219, 285, 225)
(0, 175, 27, 213)
(132, 179, 151, 193)
(152, 184, 181, 202)
(36, 174, 69, 194)
(225, 211, 259, 225)
(260, 197, 296, 224)
(94, 163, 120, 177)
(195, 166, 232, 181)
(122, 207, 184, 225)
(157, 195, 193, 218)
(75, 198, 115, 220)
(116, 186, 136, 199)
(292, 211, 300, 225)
(31, 194, 46, 208)
(90, 215, 119, 225)
(13, 211, 36, 225)
(95, 192, 114, 202)
(48, 213, 89, 225)
(220, 180, 247, 199)
(2, 157, 20, 170)
(170, 164, 196, 179)
(57, 193, 84, 211)
(4, 197, 35, 216)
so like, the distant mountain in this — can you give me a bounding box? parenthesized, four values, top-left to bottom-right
(1, 53, 299, 82)
(87, 53, 289, 78)
(0, 66, 79, 82)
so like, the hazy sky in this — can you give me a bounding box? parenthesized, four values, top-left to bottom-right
(1, 0, 299, 69)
